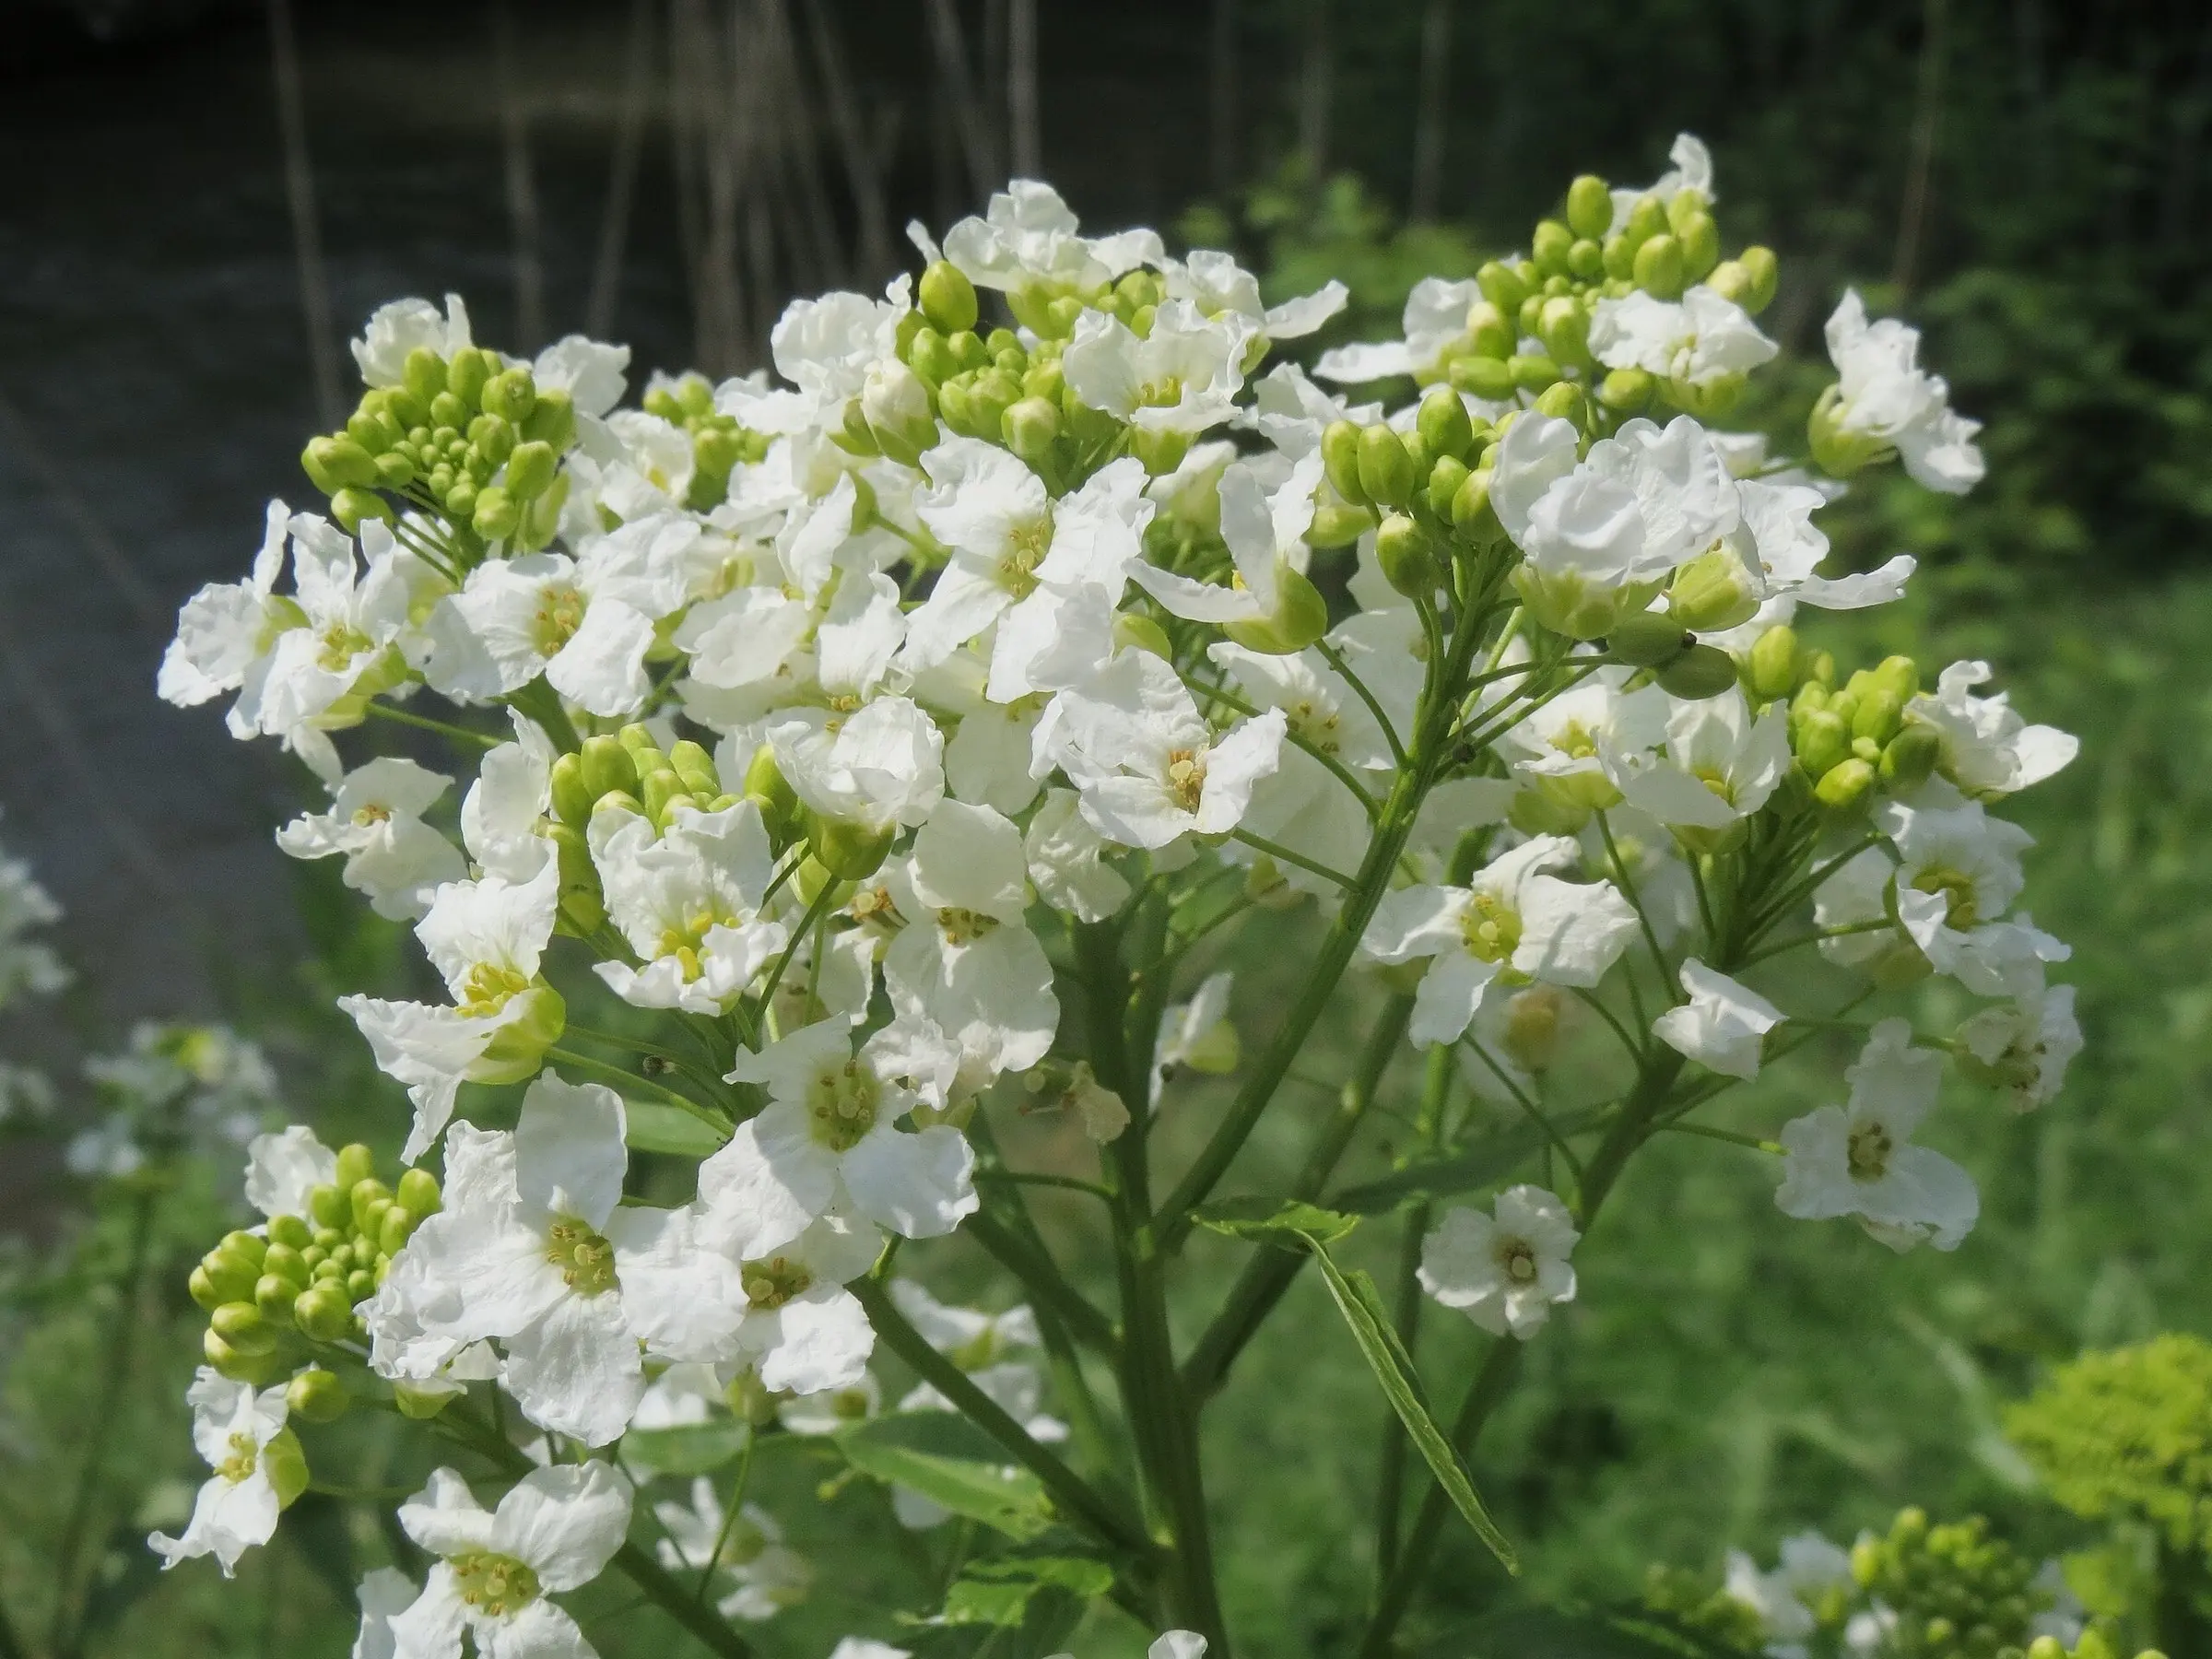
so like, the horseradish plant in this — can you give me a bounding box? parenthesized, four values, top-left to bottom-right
(155, 133, 2081, 1658)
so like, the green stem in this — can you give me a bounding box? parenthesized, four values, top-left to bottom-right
(563, 1022, 732, 1100)
(1654, 1121, 1782, 1154)
(1461, 1039, 1583, 1189)
(1314, 639, 1409, 771)
(547, 1047, 731, 1132)
(1195, 676, 1381, 818)
(695, 1434, 757, 1605)
(363, 700, 501, 748)
(961, 1208, 1119, 1354)
(852, 1276, 1152, 1564)
(1228, 828, 1357, 891)
(750, 881, 839, 1033)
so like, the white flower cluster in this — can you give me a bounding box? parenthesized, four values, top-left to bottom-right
(0, 817, 65, 1125)
(151, 139, 2080, 1653)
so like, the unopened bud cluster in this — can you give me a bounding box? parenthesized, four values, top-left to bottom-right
(1851, 1511, 2051, 1659)
(641, 373, 771, 512)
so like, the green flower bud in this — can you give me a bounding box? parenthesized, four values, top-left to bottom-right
(328, 1146, 370, 1193)
(1537, 297, 1589, 367)
(1566, 173, 1613, 240)
(1608, 610, 1692, 669)
(1417, 386, 1475, 463)
(1448, 354, 1515, 402)
(1852, 688, 1905, 746)
(1112, 612, 1174, 661)
(429, 391, 470, 432)
(267, 1213, 312, 1252)
(345, 1268, 375, 1301)
(948, 329, 990, 372)
(1737, 246, 1779, 313)
(1704, 259, 1752, 307)
(1516, 293, 1545, 339)
(373, 452, 416, 489)
(809, 817, 895, 880)
(1531, 218, 1574, 277)
(346, 1177, 389, 1230)
(1633, 233, 1686, 299)
(1594, 369, 1653, 416)
(503, 440, 558, 502)
(861, 359, 938, 465)
(548, 752, 594, 828)
(1131, 426, 1190, 477)
(378, 1206, 419, 1257)
(254, 1273, 301, 1319)
(1816, 758, 1876, 810)
(571, 736, 635, 810)
(1000, 394, 1061, 463)
(328, 488, 392, 533)
(1465, 300, 1514, 360)
(666, 739, 720, 797)
(1567, 238, 1604, 279)
(1795, 708, 1851, 778)
(480, 367, 537, 423)
(985, 326, 1021, 359)
(1532, 381, 1585, 426)
(1355, 425, 1416, 508)
(618, 722, 665, 766)
(1601, 233, 1636, 280)
(217, 1230, 266, 1267)
(1375, 512, 1442, 598)
(1307, 501, 1374, 549)
(444, 479, 477, 521)
(287, 1368, 350, 1424)
(641, 767, 688, 822)
(469, 486, 518, 541)
(259, 1242, 308, 1288)
(1427, 454, 1472, 520)
(292, 1282, 354, 1343)
(190, 1258, 245, 1312)
(301, 435, 378, 494)
(1668, 548, 1762, 631)
(743, 747, 798, 835)
(520, 386, 575, 450)
(1654, 643, 1740, 700)
(908, 325, 958, 386)
(1223, 566, 1329, 654)
(1880, 725, 1941, 790)
(402, 347, 447, 403)
(1452, 468, 1504, 543)
(1869, 654, 1919, 702)
(918, 259, 979, 335)
(204, 1327, 278, 1383)
(1746, 625, 1801, 702)
(442, 347, 489, 408)
(1477, 258, 1528, 315)
(395, 1167, 441, 1217)
(1508, 353, 1560, 392)
(1676, 211, 1721, 281)
(211, 1300, 279, 1356)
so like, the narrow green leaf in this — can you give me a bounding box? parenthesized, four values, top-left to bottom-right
(623, 1099, 729, 1158)
(836, 1413, 1054, 1540)
(619, 1419, 751, 1476)
(1301, 1231, 1518, 1572)
(1192, 1195, 1361, 1247)
(936, 1556, 1115, 1628)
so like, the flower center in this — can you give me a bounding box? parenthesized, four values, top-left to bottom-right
(1551, 720, 1599, 761)
(657, 904, 738, 982)
(1910, 865, 1980, 929)
(1496, 1238, 1540, 1285)
(457, 961, 531, 1018)
(806, 1060, 880, 1152)
(350, 803, 394, 828)
(216, 1430, 259, 1484)
(1693, 765, 1736, 805)
(451, 1551, 540, 1618)
(545, 1216, 618, 1295)
(1166, 747, 1206, 812)
(935, 907, 1000, 946)
(1136, 373, 1185, 409)
(998, 517, 1053, 597)
(1460, 892, 1524, 964)
(532, 584, 587, 656)
(742, 1253, 816, 1310)
(1847, 1120, 1893, 1182)
(1289, 698, 1342, 755)
(318, 620, 374, 672)
(848, 884, 906, 934)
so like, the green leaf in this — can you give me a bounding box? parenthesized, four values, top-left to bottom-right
(619, 1418, 751, 1476)
(938, 1556, 1115, 1628)
(1302, 1233, 1518, 1573)
(1417, 1606, 1753, 1659)
(1192, 1195, 1361, 1247)
(836, 1412, 1055, 1540)
(623, 1100, 729, 1158)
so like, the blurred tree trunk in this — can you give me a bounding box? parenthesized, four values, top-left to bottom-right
(1891, 0, 1947, 296)
(1008, 0, 1039, 178)
(265, 0, 341, 430)
(491, 0, 546, 351)
(1297, 0, 1331, 181)
(586, 0, 655, 338)
(1209, 0, 1238, 196)
(1409, 0, 1451, 220)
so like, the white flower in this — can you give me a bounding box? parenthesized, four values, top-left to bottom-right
(243, 1124, 338, 1220)
(1724, 1532, 1853, 1643)
(1820, 289, 1985, 494)
(352, 1567, 418, 1659)
(1363, 837, 1641, 1047)
(589, 801, 788, 1014)
(1129, 453, 1324, 632)
(1313, 276, 1483, 384)
(770, 697, 946, 836)
(531, 334, 631, 419)
(1877, 793, 2065, 995)
(340, 860, 563, 1160)
(1500, 665, 1667, 814)
(897, 1357, 1065, 1445)
(253, 515, 424, 748)
(276, 758, 464, 921)
(829, 1641, 912, 1659)
(779, 1370, 883, 1436)
(1238, 362, 1383, 457)
(933, 180, 1162, 295)
(1589, 286, 1776, 388)
(1652, 959, 1783, 1079)
(768, 282, 909, 415)
(1494, 414, 1738, 638)
(653, 1477, 813, 1622)
(906, 440, 1151, 693)
(1037, 650, 1286, 851)
(1418, 1185, 1580, 1338)
(434, 526, 690, 718)
(1062, 300, 1257, 435)
(882, 801, 1060, 1088)
(1775, 1018, 1978, 1252)
(1151, 971, 1240, 1108)
(371, 1076, 739, 1444)
(1612, 688, 1792, 833)
(148, 1369, 300, 1575)
(459, 723, 558, 883)
(1023, 788, 1132, 922)
(351, 294, 473, 387)
(890, 1278, 1047, 1370)
(1908, 661, 2078, 797)
(1163, 249, 1347, 344)
(712, 1018, 976, 1253)
(0, 835, 67, 1007)
(386, 1463, 630, 1659)
(158, 500, 296, 724)
(1957, 985, 2081, 1112)
(714, 1209, 883, 1394)
(1608, 132, 1715, 230)
(1734, 477, 1914, 612)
